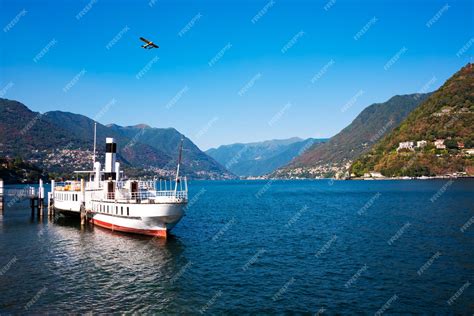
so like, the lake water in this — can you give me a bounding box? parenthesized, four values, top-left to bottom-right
(1, 179, 473, 314)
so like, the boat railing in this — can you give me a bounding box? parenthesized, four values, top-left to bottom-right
(54, 181, 82, 192)
(96, 190, 187, 201)
(92, 177, 188, 202)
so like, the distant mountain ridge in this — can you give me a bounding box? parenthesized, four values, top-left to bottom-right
(273, 92, 430, 178)
(206, 137, 327, 176)
(351, 63, 474, 177)
(108, 124, 231, 178)
(0, 98, 233, 179)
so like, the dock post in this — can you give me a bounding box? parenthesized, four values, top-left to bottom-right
(30, 196, 36, 217)
(0, 179, 4, 215)
(80, 203, 86, 226)
(48, 180, 55, 217)
(38, 179, 44, 218)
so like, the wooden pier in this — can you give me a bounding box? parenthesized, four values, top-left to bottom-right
(0, 178, 55, 218)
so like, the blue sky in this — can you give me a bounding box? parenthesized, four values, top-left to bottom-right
(0, 0, 472, 150)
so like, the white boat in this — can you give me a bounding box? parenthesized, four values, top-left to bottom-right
(52, 136, 188, 238)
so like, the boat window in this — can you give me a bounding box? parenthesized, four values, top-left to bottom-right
(121, 207, 123, 216)
(116, 206, 118, 214)
(127, 207, 129, 216)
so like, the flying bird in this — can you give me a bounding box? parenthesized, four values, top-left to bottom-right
(139, 37, 159, 49)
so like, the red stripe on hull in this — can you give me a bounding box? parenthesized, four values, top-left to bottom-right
(91, 218, 167, 238)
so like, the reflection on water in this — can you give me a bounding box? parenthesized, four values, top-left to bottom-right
(0, 200, 188, 314)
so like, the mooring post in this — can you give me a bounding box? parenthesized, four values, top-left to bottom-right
(0, 179, 4, 215)
(38, 179, 44, 217)
(30, 195, 35, 217)
(48, 180, 55, 216)
(80, 179, 86, 226)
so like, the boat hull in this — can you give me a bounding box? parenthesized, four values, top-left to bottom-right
(89, 203, 185, 238)
(91, 217, 168, 237)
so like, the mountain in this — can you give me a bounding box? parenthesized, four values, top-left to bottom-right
(206, 138, 327, 177)
(351, 63, 474, 177)
(42, 111, 171, 169)
(0, 98, 234, 180)
(0, 99, 88, 158)
(108, 124, 232, 179)
(273, 93, 430, 178)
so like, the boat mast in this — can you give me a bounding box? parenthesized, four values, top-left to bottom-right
(92, 122, 97, 164)
(174, 136, 184, 194)
(89, 122, 98, 182)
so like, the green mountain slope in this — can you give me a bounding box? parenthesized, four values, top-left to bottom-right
(206, 138, 327, 177)
(0, 99, 87, 158)
(43, 111, 171, 168)
(351, 63, 474, 177)
(274, 93, 429, 178)
(0, 98, 234, 179)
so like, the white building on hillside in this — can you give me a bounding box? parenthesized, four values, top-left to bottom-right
(434, 139, 446, 149)
(397, 141, 414, 151)
(417, 140, 427, 148)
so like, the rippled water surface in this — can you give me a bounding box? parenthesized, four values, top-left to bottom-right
(1, 180, 473, 313)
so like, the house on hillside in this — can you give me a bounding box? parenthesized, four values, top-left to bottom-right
(416, 140, 427, 148)
(457, 141, 465, 149)
(370, 172, 384, 178)
(397, 141, 414, 152)
(434, 139, 446, 149)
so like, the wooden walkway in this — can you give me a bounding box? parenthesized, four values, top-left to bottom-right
(0, 179, 50, 217)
